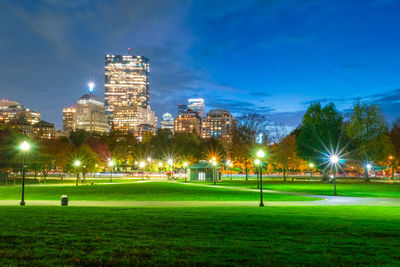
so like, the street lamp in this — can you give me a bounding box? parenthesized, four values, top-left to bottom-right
(389, 156, 395, 180)
(256, 149, 265, 207)
(329, 155, 340, 195)
(74, 160, 81, 186)
(108, 159, 114, 182)
(309, 163, 314, 179)
(167, 158, 173, 172)
(183, 162, 188, 182)
(19, 141, 31, 206)
(229, 162, 234, 180)
(212, 160, 217, 185)
(139, 161, 146, 179)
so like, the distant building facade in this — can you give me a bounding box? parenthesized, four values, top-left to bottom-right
(174, 109, 201, 135)
(177, 104, 188, 114)
(33, 120, 56, 139)
(160, 113, 174, 132)
(201, 109, 235, 142)
(75, 94, 109, 133)
(62, 107, 76, 132)
(0, 100, 41, 125)
(112, 106, 157, 136)
(188, 98, 205, 117)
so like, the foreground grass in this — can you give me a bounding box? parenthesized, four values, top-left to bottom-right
(0, 182, 315, 201)
(202, 179, 400, 198)
(1, 206, 400, 265)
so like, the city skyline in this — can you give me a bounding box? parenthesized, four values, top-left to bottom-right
(1, 0, 400, 130)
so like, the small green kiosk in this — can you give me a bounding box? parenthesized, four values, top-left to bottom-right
(187, 161, 222, 181)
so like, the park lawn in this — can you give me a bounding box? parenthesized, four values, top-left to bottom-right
(0, 182, 316, 201)
(205, 179, 400, 198)
(6, 177, 143, 185)
(0, 206, 400, 266)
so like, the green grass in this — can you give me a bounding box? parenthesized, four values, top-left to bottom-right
(203, 179, 400, 198)
(3, 177, 143, 185)
(1, 206, 400, 265)
(0, 182, 315, 201)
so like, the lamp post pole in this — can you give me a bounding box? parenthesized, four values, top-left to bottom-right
(256, 149, 266, 207)
(19, 141, 31, 206)
(184, 162, 188, 182)
(212, 161, 217, 185)
(20, 153, 26, 206)
(309, 163, 314, 180)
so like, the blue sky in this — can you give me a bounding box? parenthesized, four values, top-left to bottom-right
(1, 0, 400, 129)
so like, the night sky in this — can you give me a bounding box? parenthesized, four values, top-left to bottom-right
(1, 0, 400, 130)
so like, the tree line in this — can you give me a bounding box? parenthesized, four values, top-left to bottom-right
(0, 101, 399, 182)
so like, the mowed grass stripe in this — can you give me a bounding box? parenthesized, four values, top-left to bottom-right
(0, 182, 316, 201)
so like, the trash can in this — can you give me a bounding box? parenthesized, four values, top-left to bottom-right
(61, 195, 68, 206)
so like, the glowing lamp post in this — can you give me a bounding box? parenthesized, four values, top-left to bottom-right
(139, 161, 146, 179)
(212, 160, 217, 185)
(329, 155, 339, 195)
(309, 163, 315, 179)
(74, 160, 81, 186)
(19, 141, 31, 206)
(256, 149, 266, 207)
(183, 162, 188, 182)
(108, 159, 114, 182)
(168, 159, 173, 172)
(229, 162, 234, 180)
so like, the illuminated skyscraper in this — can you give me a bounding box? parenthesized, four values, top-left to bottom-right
(188, 98, 205, 117)
(174, 110, 201, 135)
(105, 54, 149, 117)
(104, 53, 157, 134)
(62, 107, 76, 132)
(201, 109, 236, 143)
(75, 93, 109, 133)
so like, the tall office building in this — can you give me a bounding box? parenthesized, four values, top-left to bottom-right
(201, 109, 236, 143)
(160, 113, 174, 132)
(0, 100, 41, 125)
(62, 107, 76, 132)
(105, 54, 157, 134)
(174, 109, 201, 135)
(177, 104, 188, 114)
(75, 93, 109, 133)
(188, 98, 205, 117)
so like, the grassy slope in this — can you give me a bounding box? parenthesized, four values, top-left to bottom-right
(1, 206, 400, 266)
(0, 182, 315, 201)
(205, 180, 400, 198)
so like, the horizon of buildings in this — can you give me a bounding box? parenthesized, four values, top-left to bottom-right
(1, 52, 237, 142)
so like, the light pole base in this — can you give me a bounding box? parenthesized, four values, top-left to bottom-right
(20, 201, 25, 206)
(259, 202, 264, 207)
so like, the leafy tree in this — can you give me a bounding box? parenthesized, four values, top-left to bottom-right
(230, 113, 269, 180)
(296, 102, 343, 181)
(271, 134, 303, 181)
(346, 102, 392, 181)
(390, 119, 400, 178)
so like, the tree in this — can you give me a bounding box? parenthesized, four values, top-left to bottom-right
(390, 119, 400, 178)
(296, 102, 343, 181)
(271, 134, 303, 181)
(346, 102, 392, 181)
(230, 113, 269, 180)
